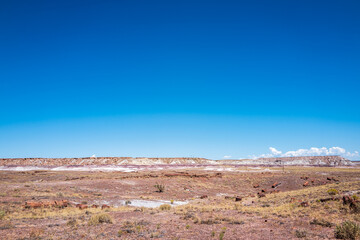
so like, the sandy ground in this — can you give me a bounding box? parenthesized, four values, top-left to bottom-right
(0, 165, 360, 239)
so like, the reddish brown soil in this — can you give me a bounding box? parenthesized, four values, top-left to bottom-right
(0, 166, 359, 239)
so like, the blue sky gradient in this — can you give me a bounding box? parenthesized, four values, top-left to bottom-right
(1, 1, 359, 159)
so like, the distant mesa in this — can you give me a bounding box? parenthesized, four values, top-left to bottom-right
(0, 155, 353, 166)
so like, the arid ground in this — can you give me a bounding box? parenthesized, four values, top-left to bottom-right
(1, 166, 360, 239)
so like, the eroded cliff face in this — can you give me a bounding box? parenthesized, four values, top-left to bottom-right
(0, 155, 352, 166)
(221, 155, 353, 166)
(0, 157, 212, 166)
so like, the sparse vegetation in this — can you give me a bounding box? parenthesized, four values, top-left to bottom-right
(88, 213, 113, 225)
(295, 230, 307, 238)
(29, 228, 44, 240)
(66, 218, 77, 227)
(0, 209, 5, 220)
(154, 183, 165, 193)
(1, 166, 360, 239)
(334, 221, 360, 240)
(159, 204, 171, 211)
(219, 227, 226, 240)
(327, 188, 339, 195)
(56, 192, 64, 197)
(310, 218, 333, 228)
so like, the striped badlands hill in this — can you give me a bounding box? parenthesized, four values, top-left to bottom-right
(0, 155, 353, 166)
(0, 157, 213, 166)
(220, 155, 353, 166)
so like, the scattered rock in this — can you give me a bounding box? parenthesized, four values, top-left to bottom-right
(101, 204, 110, 210)
(258, 192, 266, 198)
(235, 196, 242, 202)
(76, 204, 88, 210)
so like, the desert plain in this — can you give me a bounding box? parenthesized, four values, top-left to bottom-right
(0, 157, 360, 240)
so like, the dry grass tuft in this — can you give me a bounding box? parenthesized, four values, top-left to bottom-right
(159, 204, 171, 211)
(88, 213, 113, 225)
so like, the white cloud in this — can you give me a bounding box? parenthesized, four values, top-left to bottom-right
(223, 155, 232, 159)
(253, 147, 359, 160)
(91, 154, 96, 158)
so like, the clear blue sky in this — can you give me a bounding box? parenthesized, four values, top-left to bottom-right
(0, 0, 359, 159)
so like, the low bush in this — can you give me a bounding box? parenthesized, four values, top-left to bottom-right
(88, 213, 113, 225)
(159, 204, 171, 211)
(295, 230, 307, 238)
(67, 219, 77, 227)
(29, 228, 44, 240)
(327, 189, 339, 196)
(154, 184, 165, 193)
(334, 221, 360, 240)
(0, 210, 5, 220)
(310, 218, 333, 228)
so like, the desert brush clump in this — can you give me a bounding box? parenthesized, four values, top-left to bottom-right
(29, 228, 44, 240)
(327, 188, 339, 195)
(66, 218, 78, 227)
(0, 209, 5, 220)
(154, 183, 165, 193)
(88, 213, 113, 225)
(159, 204, 171, 211)
(310, 218, 333, 228)
(334, 221, 360, 240)
(294, 229, 307, 238)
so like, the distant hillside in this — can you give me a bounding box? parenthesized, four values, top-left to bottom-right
(0, 157, 212, 166)
(218, 155, 353, 166)
(0, 155, 353, 166)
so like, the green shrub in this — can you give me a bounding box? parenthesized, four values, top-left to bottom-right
(335, 221, 360, 240)
(219, 227, 226, 240)
(88, 213, 113, 225)
(159, 204, 171, 211)
(327, 189, 339, 195)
